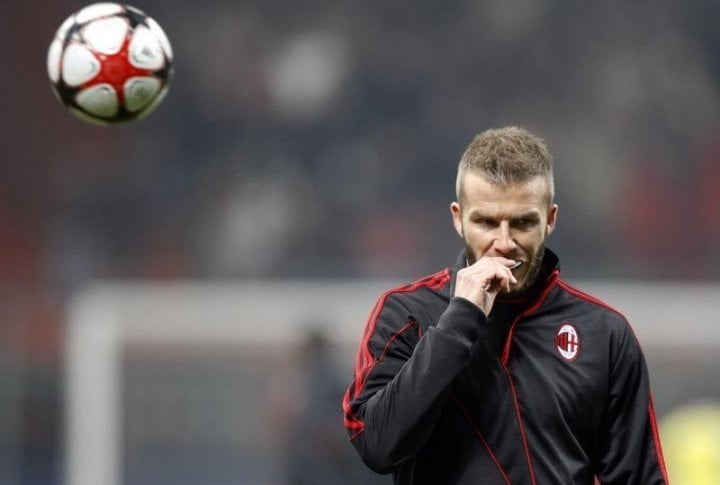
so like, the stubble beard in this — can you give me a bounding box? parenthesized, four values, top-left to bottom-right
(464, 240, 546, 294)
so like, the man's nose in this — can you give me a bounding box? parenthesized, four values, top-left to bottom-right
(493, 223, 517, 254)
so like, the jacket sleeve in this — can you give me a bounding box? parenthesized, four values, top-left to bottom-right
(594, 322, 668, 484)
(342, 294, 486, 473)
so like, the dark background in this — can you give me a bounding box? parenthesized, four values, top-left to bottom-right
(1, 0, 719, 483)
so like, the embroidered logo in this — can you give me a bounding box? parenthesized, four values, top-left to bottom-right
(556, 323, 580, 362)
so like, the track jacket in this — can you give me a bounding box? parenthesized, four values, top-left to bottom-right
(343, 249, 667, 484)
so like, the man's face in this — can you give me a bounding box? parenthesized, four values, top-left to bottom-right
(450, 172, 558, 292)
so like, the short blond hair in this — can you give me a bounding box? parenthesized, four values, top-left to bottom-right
(456, 126, 554, 204)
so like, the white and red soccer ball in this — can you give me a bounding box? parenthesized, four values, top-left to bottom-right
(47, 2, 173, 125)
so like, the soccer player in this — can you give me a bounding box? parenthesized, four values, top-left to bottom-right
(342, 127, 667, 484)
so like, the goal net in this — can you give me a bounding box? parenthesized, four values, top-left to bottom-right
(64, 280, 720, 485)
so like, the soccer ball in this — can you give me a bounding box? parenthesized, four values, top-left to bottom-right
(47, 2, 173, 125)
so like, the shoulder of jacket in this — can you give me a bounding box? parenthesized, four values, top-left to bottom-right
(379, 268, 452, 306)
(555, 279, 628, 325)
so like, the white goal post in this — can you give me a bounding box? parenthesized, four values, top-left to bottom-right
(64, 280, 720, 485)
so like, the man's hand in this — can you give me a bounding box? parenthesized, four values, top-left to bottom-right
(454, 257, 518, 316)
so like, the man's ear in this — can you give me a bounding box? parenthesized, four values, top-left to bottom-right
(450, 201, 464, 238)
(546, 204, 558, 236)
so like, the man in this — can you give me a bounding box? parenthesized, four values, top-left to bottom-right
(342, 127, 668, 484)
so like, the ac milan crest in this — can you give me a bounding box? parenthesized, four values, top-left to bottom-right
(556, 323, 580, 362)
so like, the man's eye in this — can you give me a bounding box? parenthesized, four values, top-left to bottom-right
(514, 218, 535, 228)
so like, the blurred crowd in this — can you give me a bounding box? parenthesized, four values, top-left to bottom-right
(1, 0, 719, 483)
(5, 0, 720, 287)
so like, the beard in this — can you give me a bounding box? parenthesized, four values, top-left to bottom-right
(464, 240, 546, 294)
(519, 244, 546, 292)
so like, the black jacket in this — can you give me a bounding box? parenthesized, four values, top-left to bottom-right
(343, 249, 667, 484)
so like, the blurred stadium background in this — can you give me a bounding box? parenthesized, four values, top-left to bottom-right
(1, 0, 719, 483)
